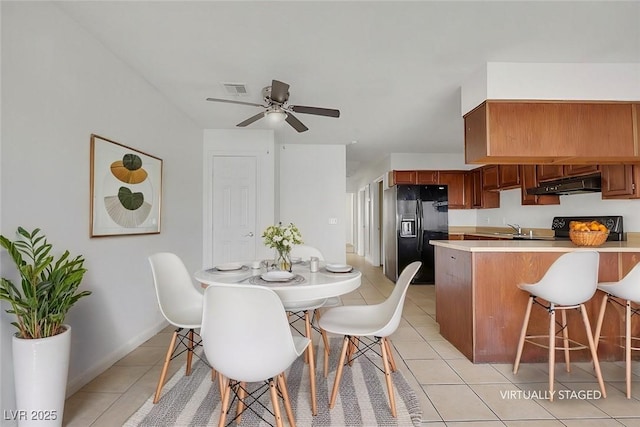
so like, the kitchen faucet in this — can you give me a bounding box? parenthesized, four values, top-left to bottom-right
(507, 223, 522, 235)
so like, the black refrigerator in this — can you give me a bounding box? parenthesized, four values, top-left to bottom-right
(384, 184, 448, 284)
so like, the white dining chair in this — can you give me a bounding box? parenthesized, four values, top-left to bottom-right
(318, 261, 421, 417)
(148, 252, 211, 404)
(594, 262, 640, 398)
(201, 283, 310, 427)
(513, 251, 606, 401)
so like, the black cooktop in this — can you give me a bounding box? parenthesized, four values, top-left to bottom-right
(551, 216, 624, 241)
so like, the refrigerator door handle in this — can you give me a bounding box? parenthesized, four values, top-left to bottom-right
(416, 199, 423, 252)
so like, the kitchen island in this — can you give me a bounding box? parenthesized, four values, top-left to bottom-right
(430, 239, 640, 363)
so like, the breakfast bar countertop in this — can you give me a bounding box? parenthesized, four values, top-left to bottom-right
(430, 239, 640, 253)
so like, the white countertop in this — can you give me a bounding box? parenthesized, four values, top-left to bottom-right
(430, 239, 640, 253)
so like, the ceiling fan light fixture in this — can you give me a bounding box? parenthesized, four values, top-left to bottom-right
(265, 109, 288, 124)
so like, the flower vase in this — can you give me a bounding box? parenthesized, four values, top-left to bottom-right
(275, 250, 292, 272)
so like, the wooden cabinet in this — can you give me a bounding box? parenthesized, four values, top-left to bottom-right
(388, 170, 416, 185)
(520, 165, 560, 206)
(482, 165, 499, 191)
(417, 170, 439, 184)
(601, 164, 640, 199)
(464, 101, 638, 164)
(499, 165, 520, 189)
(439, 171, 470, 209)
(536, 164, 565, 181)
(471, 168, 499, 209)
(564, 164, 600, 176)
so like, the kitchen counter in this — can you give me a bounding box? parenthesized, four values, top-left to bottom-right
(432, 242, 640, 364)
(431, 239, 640, 252)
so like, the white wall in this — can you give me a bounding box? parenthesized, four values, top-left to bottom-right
(278, 144, 346, 263)
(1, 2, 203, 413)
(478, 189, 640, 232)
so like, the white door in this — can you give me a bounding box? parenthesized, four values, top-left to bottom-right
(212, 156, 257, 264)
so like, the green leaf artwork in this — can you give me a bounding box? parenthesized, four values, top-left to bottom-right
(118, 187, 144, 210)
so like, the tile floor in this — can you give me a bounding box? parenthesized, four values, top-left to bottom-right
(64, 253, 640, 426)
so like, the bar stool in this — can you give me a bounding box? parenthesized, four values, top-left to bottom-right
(594, 262, 640, 398)
(513, 251, 606, 401)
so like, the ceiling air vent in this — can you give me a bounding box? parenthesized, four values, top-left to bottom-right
(221, 83, 248, 96)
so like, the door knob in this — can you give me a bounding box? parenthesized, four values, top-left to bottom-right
(244, 232, 254, 237)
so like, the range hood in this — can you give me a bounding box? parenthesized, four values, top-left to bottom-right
(527, 174, 602, 195)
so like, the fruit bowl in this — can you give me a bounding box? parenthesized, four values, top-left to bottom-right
(569, 230, 609, 246)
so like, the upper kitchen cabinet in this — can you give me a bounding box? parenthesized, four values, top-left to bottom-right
(520, 165, 560, 206)
(439, 171, 470, 209)
(601, 164, 640, 199)
(388, 170, 417, 185)
(417, 170, 439, 184)
(481, 164, 520, 191)
(536, 164, 565, 181)
(471, 169, 499, 209)
(464, 101, 639, 164)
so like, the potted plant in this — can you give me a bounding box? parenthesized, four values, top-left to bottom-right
(0, 227, 90, 426)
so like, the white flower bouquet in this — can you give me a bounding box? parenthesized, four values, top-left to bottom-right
(262, 222, 303, 270)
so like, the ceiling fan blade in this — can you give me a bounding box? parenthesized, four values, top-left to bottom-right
(290, 105, 340, 118)
(270, 80, 290, 104)
(285, 113, 309, 133)
(206, 97, 264, 107)
(237, 112, 265, 127)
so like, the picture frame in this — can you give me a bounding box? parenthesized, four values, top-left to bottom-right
(90, 134, 163, 237)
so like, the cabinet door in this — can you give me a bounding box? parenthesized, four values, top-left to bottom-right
(417, 170, 439, 184)
(564, 164, 600, 176)
(537, 164, 565, 181)
(391, 170, 417, 185)
(471, 168, 499, 209)
(482, 165, 499, 191)
(601, 165, 640, 198)
(520, 165, 560, 206)
(499, 165, 520, 189)
(439, 171, 469, 209)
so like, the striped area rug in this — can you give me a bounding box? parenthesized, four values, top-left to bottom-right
(125, 338, 422, 426)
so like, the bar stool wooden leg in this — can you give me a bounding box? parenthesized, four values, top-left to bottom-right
(548, 304, 556, 402)
(580, 304, 607, 398)
(594, 293, 609, 352)
(626, 301, 632, 398)
(561, 310, 571, 372)
(513, 296, 534, 374)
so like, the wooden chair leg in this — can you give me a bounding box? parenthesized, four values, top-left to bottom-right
(513, 296, 533, 374)
(218, 377, 231, 427)
(580, 304, 607, 398)
(278, 373, 296, 427)
(384, 338, 398, 372)
(323, 339, 330, 378)
(316, 309, 331, 354)
(186, 329, 194, 375)
(329, 336, 350, 409)
(549, 304, 556, 402)
(304, 310, 318, 416)
(625, 300, 632, 398)
(153, 330, 178, 403)
(236, 382, 247, 423)
(561, 309, 571, 372)
(380, 337, 397, 417)
(594, 293, 609, 352)
(269, 378, 284, 427)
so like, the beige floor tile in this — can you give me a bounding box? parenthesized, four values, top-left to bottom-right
(406, 359, 464, 385)
(620, 419, 640, 427)
(413, 324, 443, 340)
(423, 384, 498, 422)
(140, 331, 173, 347)
(445, 422, 506, 427)
(81, 366, 152, 393)
(391, 325, 425, 341)
(448, 359, 512, 384)
(504, 421, 565, 426)
(561, 419, 626, 426)
(428, 339, 466, 359)
(493, 362, 549, 384)
(470, 384, 554, 420)
(62, 391, 120, 427)
(392, 340, 440, 360)
(563, 381, 640, 418)
(114, 346, 167, 366)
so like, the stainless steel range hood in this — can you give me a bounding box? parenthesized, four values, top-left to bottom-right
(527, 174, 601, 195)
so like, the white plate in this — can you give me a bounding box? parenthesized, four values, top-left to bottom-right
(261, 271, 295, 282)
(290, 256, 302, 264)
(326, 263, 353, 273)
(215, 263, 244, 271)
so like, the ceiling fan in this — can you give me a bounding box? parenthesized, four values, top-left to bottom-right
(206, 79, 340, 133)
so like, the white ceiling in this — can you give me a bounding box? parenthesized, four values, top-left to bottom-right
(55, 1, 640, 178)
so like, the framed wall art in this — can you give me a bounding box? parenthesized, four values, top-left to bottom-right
(90, 134, 163, 237)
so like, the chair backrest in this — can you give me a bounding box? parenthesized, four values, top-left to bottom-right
(534, 251, 599, 305)
(148, 252, 203, 327)
(290, 245, 324, 261)
(201, 284, 307, 383)
(600, 261, 640, 302)
(376, 261, 422, 336)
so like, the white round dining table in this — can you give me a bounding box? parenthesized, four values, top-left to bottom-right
(194, 262, 362, 305)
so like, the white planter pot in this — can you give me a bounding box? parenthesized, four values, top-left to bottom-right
(12, 325, 71, 427)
